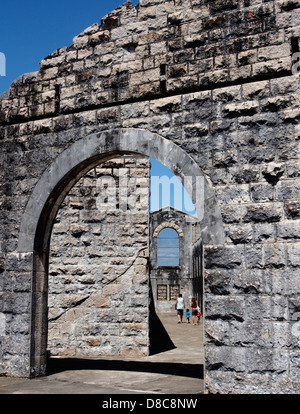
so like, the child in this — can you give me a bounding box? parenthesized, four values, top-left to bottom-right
(197, 307, 201, 325)
(185, 308, 190, 324)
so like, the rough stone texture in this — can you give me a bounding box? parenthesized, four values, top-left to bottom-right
(48, 156, 150, 358)
(0, 0, 299, 393)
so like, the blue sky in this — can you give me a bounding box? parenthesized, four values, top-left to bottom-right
(0, 0, 196, 216)
(0, 0, 138, 95)
(157, 227, 180, 266)
(150, 158, 197, 216)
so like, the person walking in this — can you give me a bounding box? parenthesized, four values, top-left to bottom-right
(185, 308, 190, 324)
(197, 307, 201, 325)
(175, 294, 185, 324)
(190, 296, 198, 325)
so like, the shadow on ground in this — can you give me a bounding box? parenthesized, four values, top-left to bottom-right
(46, 357, 203, 380)
(46, 297, 204, 384)
(149, 290, 176, 355)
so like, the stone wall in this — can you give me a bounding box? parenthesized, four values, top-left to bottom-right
(48, 155, 150, 357)
(0, 0, 300, 393)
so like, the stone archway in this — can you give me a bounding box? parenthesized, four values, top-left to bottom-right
(17, 127, 224, 377)
(153, 222, 184, 238)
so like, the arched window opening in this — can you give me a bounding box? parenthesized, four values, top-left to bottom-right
(157, 228, 180, 267)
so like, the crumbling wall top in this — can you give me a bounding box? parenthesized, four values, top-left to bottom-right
(0, 0, 299, 124)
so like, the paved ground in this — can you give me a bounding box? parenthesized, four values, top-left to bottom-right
(0, 313, 204, 395)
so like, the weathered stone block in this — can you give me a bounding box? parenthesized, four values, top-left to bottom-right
(287, 244, 300, 267)
(204, 245, 244, 269)
(243, 203, 283, 223)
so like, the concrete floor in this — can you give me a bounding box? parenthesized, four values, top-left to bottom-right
(0, 313, 204, 395)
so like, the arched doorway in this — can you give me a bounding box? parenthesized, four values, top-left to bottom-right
(47, 154, 151, 359)
(17, 128, 224, 377)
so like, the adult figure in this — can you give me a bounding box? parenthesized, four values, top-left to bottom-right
(190, 296, 198, 325)
(175, 294, 185, 324)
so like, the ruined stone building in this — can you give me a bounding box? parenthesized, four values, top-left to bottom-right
(150, 206, 203, 312)
(0, 0, 300, 394)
